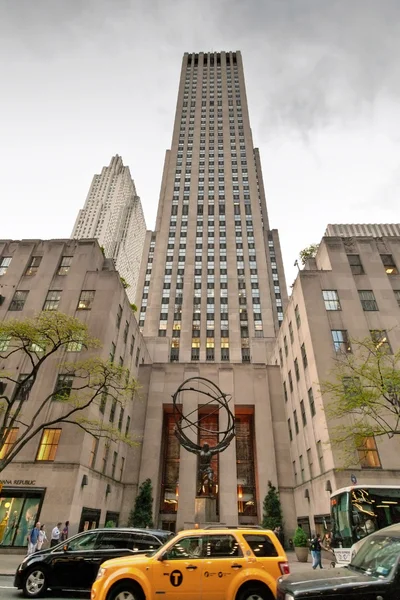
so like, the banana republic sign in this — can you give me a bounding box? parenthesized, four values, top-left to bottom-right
(0, 479, 37, 486)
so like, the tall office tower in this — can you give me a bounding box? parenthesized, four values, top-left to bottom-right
(137, 51, 287, 363)
(72, 155, 146, 303)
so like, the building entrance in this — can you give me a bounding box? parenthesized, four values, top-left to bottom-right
(0, 487, 45, 547)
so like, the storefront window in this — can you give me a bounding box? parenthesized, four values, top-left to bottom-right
(0, 488, 44, 547)
(160, 412, 180, 514)
(236, 413, 257, 518)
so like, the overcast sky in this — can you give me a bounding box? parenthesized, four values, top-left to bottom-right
(1, 0, 400, 286)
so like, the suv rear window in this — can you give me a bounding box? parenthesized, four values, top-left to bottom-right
(96, 532, 136, 550)
(243, 534, 278, 557)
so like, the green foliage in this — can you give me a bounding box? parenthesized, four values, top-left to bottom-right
(261, 480, 283, 530)
(321, 336, 400, 466)
(120, 277, 130, 289)
(299, 244, 319, 265)
(0, 311, 138, 473)
(293, 527, 308, 547)
(128, 479, 154, 528)
(130, 303, 138, 313)
(105, 520, 115, 528)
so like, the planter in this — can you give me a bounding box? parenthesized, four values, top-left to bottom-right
(294, 546, 309, 562)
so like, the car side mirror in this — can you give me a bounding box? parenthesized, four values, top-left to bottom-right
(158, 552, 167, 562)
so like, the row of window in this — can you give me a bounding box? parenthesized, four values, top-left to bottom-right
(0, 428, 127, 480)
(0, 255, 72, 277)
(322, 288, 400, 311)
(6, 289, 95, 312)
(348, 253, 398, 276)
(169, 346, 250, 362)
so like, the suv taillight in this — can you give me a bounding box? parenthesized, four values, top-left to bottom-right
(279, 561, 290, 575)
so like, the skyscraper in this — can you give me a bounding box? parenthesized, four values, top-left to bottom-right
(136, 51, 287, 364)
(135, 52, 294, 532)
(72, 155, 146, 303)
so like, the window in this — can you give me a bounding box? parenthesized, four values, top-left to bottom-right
(300, 400, 307, 426)
(77, 290, 95, 310)
(359, 290, 378, 311)
(125, 416, 131, 437)
(301, 343, 308, 368)
(109, 398, 117, 423)
(293, 461, 297, 484)
(370, 330, 392, 353)
(43, 290, 61, 311)
(381, 254, 398, 275)
(317, 441, 325, 473)
(54, 375, 74, 399)
(0, 335, 10, 352)
(289, 321, 294, 343)
(288, 418, 292, 441)
(130, 335, 135, 355)
(67, 334, 83, 352)
(102, 444, 110, 474)
(322, 290, 341, 311)
(308, 387, 316, 417)
(57, 256, 72, 275)
(307, 448, 314, 478)
(9, 290, 28, 311)
(357, 436, 381, 468)
(243, 535, 278, 557)
(0, 428, 18, 460)
(89, 437, 99, 469)
(111, 451, 118, 478)
(119, 456, 125, 481)
(36, 428, 61, 461)
(288, 370, 293, 392)
(283, 336, 288, 356)
(348, 254, 364, 275)
(118, 407, 124, 431)
(109, 342, 116, 363)
(299, 455, 304, 482)
(135, 347, 140, 367)
(116, 305, 122, 329)
(294, 358, 300, 381)
(13, 374, 34, 402)
(331, 330, 351, 353)
(343, 376, 361, 398)
(295, 304, 301, 328)
(203, 534, 242, 558)
(283, 381, 288, 402)
(395, 290, 400, 307)
(25, 256, 42, 276)
(0, 257, 12, 276)
(293, 410, 299, 434)
(123, 321, 129, 343)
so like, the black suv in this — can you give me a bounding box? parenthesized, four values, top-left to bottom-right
(14, 527, 174, 597)
(278, 523, 400, 600)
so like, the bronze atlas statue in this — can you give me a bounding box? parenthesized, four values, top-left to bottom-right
(172, 377, 235, 496)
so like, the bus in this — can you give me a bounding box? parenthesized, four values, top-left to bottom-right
(330, 485, 400, 565)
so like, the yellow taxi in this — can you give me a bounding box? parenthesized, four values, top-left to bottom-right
(91, 526, 289, 600)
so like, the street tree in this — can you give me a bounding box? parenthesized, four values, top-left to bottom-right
(321, 335, 400, 465)
(128, 478, 154, 528)
(262, 480, 283, 530)
(0, 311, 138, 473)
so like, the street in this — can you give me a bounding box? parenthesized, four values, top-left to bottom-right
(0, 576, 89, 599)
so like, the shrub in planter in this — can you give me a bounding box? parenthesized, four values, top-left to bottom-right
(293, 527, 309, 562)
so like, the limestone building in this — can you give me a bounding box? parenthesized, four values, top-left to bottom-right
(274, 230, 400, 536)
(72, 155, 146, 303)
(0, 239, 149, 546)
(135, 52, 295, 532)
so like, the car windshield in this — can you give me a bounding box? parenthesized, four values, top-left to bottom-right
(145, 533, 176, 557)
(350, 535, 400, 578)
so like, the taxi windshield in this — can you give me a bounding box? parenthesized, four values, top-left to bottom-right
(145, 534, 176, 557)
(350, 535, 400, 578)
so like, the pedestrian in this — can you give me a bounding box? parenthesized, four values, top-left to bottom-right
(50, 522, 62, 547)
(36, 525, 48, 551)
(60, 521, 69, 542)
(310, 532, 323, 569)
(27, 522, 40, 554)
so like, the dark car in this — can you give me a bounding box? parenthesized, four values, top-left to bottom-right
(277, 523, 400, 600)
(14, 526, 174, 598)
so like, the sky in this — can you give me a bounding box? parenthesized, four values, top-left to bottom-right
(1, 0, 400, 287)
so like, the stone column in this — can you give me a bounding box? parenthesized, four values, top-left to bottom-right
(218, 367, 238, 526)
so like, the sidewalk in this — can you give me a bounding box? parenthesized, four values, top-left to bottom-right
(0, 551, 332, 577)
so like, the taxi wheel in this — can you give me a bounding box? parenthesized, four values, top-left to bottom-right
(237, 585, 271, 600)
(22, 567, 48, 598)
(108, 582, 144, 600)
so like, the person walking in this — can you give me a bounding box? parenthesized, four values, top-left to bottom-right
(50, 522, 62, 547)
(36, 525, 48, 551)
(27, 522, 40, 554)
(310, 533, 323, 569)
(60, 521, 69, 541)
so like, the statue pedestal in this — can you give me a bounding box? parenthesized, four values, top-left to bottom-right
(194, 496, 218, 525)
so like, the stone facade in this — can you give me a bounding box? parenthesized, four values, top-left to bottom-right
(0, 239, 149, 542)
(274, 232, 400, 534)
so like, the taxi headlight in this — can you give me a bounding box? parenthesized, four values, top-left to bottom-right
(96, 567, 108, 580)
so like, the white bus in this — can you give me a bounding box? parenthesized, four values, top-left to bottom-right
(330, 485, 400, 565)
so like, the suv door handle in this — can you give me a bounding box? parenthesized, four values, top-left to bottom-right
(186, 565, 198, 571)
(231, 563, 242, 569)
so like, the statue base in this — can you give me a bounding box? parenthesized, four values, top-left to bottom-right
(193, 496, 218, 525)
